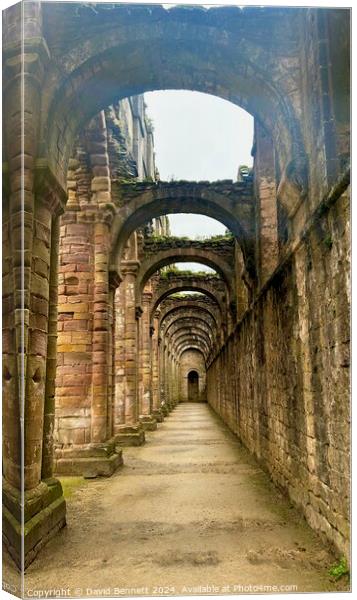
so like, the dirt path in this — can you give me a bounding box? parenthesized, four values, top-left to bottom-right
(11, 404, 347, 595)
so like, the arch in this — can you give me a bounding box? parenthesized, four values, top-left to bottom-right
(187, 370, 199, 402)
(158, 302, 223, 338)
(188, 370, 199, 380)
(151, 285, 224, 321)
(177, 343, 209, 362)
(168, 325, 214, 352)
(136, 246, 235, 300)
(158, 302, 220, 329)
(180, 347, 206, 360)
(164, 316, 217, 341)
(159, 306, 222, 351)
(111, 183, 255, 275)
(172, 333, 211, 357)
(170, 329, 213, 354)
(163, 311, 216, 330)
(42, 4, 305, 189)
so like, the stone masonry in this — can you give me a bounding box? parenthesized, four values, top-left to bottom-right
(2, 2, 350, 571)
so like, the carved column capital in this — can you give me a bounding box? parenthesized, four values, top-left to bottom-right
(121, 260, 140, 277)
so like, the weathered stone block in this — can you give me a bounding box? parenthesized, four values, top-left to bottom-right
(3, 478, 66, 569)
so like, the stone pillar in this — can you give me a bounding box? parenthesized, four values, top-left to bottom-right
(165, 347, 172, 411)
(3, 166, 68, 568)
(170, 353, 178, 408)
(41, 216, 60, 479)
(173, 359, 180, 405)
(84, 217, 123, 475)
(138, 291, 157, 431)
(107, 274, 120, 441)
(54, 207, 122, 477)
(113, 282, 126, 432)
(115, 262, 145, 446)
(160, 343, 169, 416)
(54, 180, 94, 469)
(167, 347, 175, 411)
(2, 3, 67, 567)
(91, 216, 111, 443)
(151, 313, 164, 421)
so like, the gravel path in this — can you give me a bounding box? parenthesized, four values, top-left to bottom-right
(5, 403, 347, 597)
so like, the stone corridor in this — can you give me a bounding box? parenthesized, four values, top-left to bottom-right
(2, 2, 350, 586)
(13, 404, 343, 595)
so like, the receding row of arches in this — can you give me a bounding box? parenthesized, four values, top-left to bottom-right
(2, 2, 350, 573)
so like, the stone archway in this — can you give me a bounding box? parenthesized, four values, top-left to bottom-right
(150, 278, 227, 321)
(40, 5, 306, 189)
(187, 371, 199, 402)
(110, 181, 255, 277)
(135, 240, 236, 302)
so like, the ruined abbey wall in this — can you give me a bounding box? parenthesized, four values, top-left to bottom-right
(208, 186, 350, 558)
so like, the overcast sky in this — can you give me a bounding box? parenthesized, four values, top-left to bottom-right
(144, 90, 253, 269)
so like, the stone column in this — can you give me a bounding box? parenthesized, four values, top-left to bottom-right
(167, 350, 173, 408)
(107, 274, 120, 441)
(169, 352, 178, 408)
(115, 262, 145, 446)
(167, 346, 174, 411)
(138, 291, 157, 431)
(2, 3, 67, 567)
(160, 343, 169, 416)
(84, 216, 123, 473)
(54, 203, 123, 477)
(41, 216, 60, 479)
(54, 153, 95, 468)
(91, 215, 111, 443)
(3, 165, 68, 568)
(113, 282, 126, 432)
(151, 313, 164, 421)
(173, 359, 180, 405)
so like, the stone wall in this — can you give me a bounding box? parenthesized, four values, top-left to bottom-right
(106, 97, 156, 182)
(180, 350, 207, 402)
(2, 3, 350, 570)
(207, 187, 350, 558)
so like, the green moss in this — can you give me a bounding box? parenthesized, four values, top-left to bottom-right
(329, 557, 349, 581)
(160, 268, 218, 279)
(146, 232, 233, 245)
(60, 477, 88, 500)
